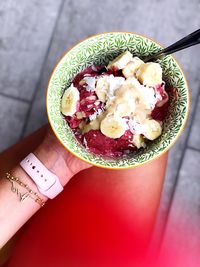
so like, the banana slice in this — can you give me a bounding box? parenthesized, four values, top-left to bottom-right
(100, 115, 127, 138)
(143, 119, 162, 140)
(110, 96, 134, 117)
(134, 108, 151, 123)
(79, 121, 86, 130)
(114, 80, 153, 117)
(132, 134, 146, 149)
(76, 111, 85, 119)
(122, 57, 144, 78)
(82, 112, 106, 133)
(95, 77, 109, 102)
(61, 85, 80, 116)
(125, 76, 141, 86)
(107, 51, 133, 70)
(104, 85, 135, 116)
(114, 83, 138, 103)
(82, 119, 100, 133)
(115, 101, 135, 117)
(136, 62, 162, 86)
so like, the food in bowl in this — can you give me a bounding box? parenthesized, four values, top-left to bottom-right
(61, 51, 169, 158)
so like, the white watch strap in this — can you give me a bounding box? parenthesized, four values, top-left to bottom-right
(20, 153, 63, 199)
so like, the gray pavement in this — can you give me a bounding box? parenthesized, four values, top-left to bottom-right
(1, 0, 200, 261)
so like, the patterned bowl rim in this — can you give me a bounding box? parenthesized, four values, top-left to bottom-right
(46, 31, 190, 169)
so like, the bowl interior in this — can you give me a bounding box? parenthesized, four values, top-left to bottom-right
(47, 32, 189, 169)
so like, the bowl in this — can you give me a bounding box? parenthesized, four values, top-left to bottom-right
(46, 32, 189, 169)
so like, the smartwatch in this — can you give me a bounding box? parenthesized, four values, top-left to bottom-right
(20, 153, 63, 199)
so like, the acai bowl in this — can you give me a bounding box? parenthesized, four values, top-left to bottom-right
(46, 32, 189, 169)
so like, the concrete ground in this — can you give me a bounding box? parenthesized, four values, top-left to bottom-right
(1, 0, 200, 264)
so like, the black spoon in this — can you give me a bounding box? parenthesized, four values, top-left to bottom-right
(143, 28, 200, 62)
(97, 29, 200, 74)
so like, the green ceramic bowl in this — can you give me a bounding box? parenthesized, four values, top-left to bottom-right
(46, 32, 189, 169)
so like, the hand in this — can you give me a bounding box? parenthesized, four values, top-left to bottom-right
(34, 125, 92, 186)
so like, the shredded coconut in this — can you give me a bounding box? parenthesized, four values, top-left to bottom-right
(89, 108, 103, 121)
(83, 76, 96, 91)
(83, 137, 88, 149)
(92, 66, 98, 71)
(128, 119, 146, 135)
(139, 85, 158, 110)
(106, 75, 125, 98)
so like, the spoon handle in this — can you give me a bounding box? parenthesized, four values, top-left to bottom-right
(144, 29, 200, 62)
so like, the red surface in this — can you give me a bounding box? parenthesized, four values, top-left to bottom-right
(7, 168, 151, 267)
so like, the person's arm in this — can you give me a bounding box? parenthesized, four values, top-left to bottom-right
(0, 126, 167, 266)
(0, 125, 91, 248)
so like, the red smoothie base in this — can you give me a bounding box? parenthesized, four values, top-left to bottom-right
(63, 66, 169, 158)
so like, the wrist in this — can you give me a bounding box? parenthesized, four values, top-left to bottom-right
(34, 126, 91, 183)
(11, 166, 48, 203)
(10, 135, 69, 204)
(16, 125, 91, 199)
(34, 133, 74, 187)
